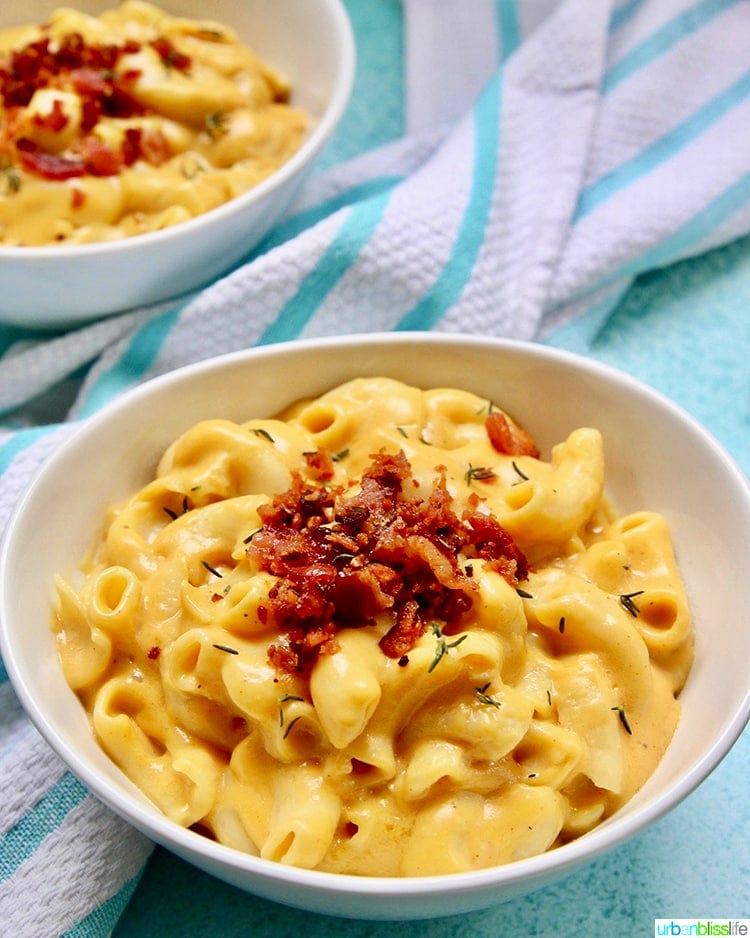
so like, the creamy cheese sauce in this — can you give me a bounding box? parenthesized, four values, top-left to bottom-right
(0, 2, 307, 245)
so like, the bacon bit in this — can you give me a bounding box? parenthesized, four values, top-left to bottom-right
(81, 135, 120, 176)
(149, 36, 191, 72)
(463, 510, 529, 581)
(485, 411, 540, 458)
(0, 30, 172, 181)
(32, 97, 69, 132)
(121, 127, 142, 166)
(147, 646, 161, 660)
(138, 126, 171, 166)
(69, 67, 110, 98)
(16, 139, 84, 179)
(304, 449, 335, 481)
(70, 186, 86, 209)
(249, 450, 528, 674)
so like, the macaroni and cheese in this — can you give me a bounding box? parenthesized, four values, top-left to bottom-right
(52, 378, 694, 876)
(0, 1, 306, 245)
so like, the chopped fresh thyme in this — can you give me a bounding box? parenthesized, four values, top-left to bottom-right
(243, 527, 263, 544)
(396, 426, 408, 438)
(332, 448, 350, 462)
(465, 464, 496, 485)
(163, 495, 190, 520)
(0, 163, 21, 194)
(282, 716, 302, 740)
(252, 427, 275, 443)
(516, 588, 533, 599)
(619, 590, 644, 617)
(428, 622, 468, 673)
(180, 156, 204, 179)
(205, 110, 228, 138)
(212, 643, 239, 655)
(512, 460, 529, 481)
(278, 694, 304, 727)
(475, 682, 502, 708)
(612, 706, 633, 735)
(558, 616, 565, 634)
(201, 560, 223, 578)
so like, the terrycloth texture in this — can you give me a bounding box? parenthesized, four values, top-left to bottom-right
(1, 1, 750, 934)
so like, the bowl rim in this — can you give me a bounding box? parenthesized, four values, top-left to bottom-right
(0, 0, 356, 261)
(1, 331, 749, 905)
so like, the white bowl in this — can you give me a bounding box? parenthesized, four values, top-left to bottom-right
(2, 333, 749, 920)
(0, 0, 355, 328)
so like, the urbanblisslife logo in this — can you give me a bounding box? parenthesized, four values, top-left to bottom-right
(655, 921, 750, 937)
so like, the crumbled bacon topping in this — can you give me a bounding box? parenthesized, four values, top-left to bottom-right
(247, 450, 529, 674)
(0, 28, 184, 180)
(485, 411, 540, 458)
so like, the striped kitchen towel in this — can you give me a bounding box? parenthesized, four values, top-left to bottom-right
(2, 0, 750, 934)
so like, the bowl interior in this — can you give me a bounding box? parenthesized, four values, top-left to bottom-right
(2, 334, 749, 918)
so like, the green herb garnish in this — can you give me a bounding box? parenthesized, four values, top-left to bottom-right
(212, 643, 239, 655)
(619, 590, 644, 617)
(612, 706, 633, 735)
(475, 682, 502, 708)
(464, 464, 496, 484)
(428, 623, 467, 673)
(512, 460, 529, 481)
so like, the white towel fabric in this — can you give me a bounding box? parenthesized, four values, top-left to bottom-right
(2, 0, 750, 934)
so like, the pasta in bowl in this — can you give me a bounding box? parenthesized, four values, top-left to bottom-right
(0, 0, 354, 326)
(1, 334, 748, 918)
(52, 378, 692, 876)
(0, 1, 308, 246)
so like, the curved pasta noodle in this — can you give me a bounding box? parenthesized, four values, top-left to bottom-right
(92, 673, 220, 826)
(497, 428, 605, 556)
(52, 377, 694, 876)
(85, 565, 142, 640)
(53, 575, 112, 691)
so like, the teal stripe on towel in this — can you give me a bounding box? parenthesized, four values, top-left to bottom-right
(396, 74, 502, 331)
(258, 175, 403, 254)
(622, 168, 750, 276)
(565, 170, 750, 308)
(575, 69, 750, 221)
(258, 188, 392, 345)
(0, 425, 58, 475)
(610, 0, 647, 32)
(76, 305, 183, 418)
(604, 0, 740, 94)
(60, 872, 144, 938)
(496, 0, 521, 60)
(0, 773, 88, 882)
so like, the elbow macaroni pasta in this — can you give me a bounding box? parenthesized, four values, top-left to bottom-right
(52, 377, 694, 876)
(0, 2, 306, 245)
